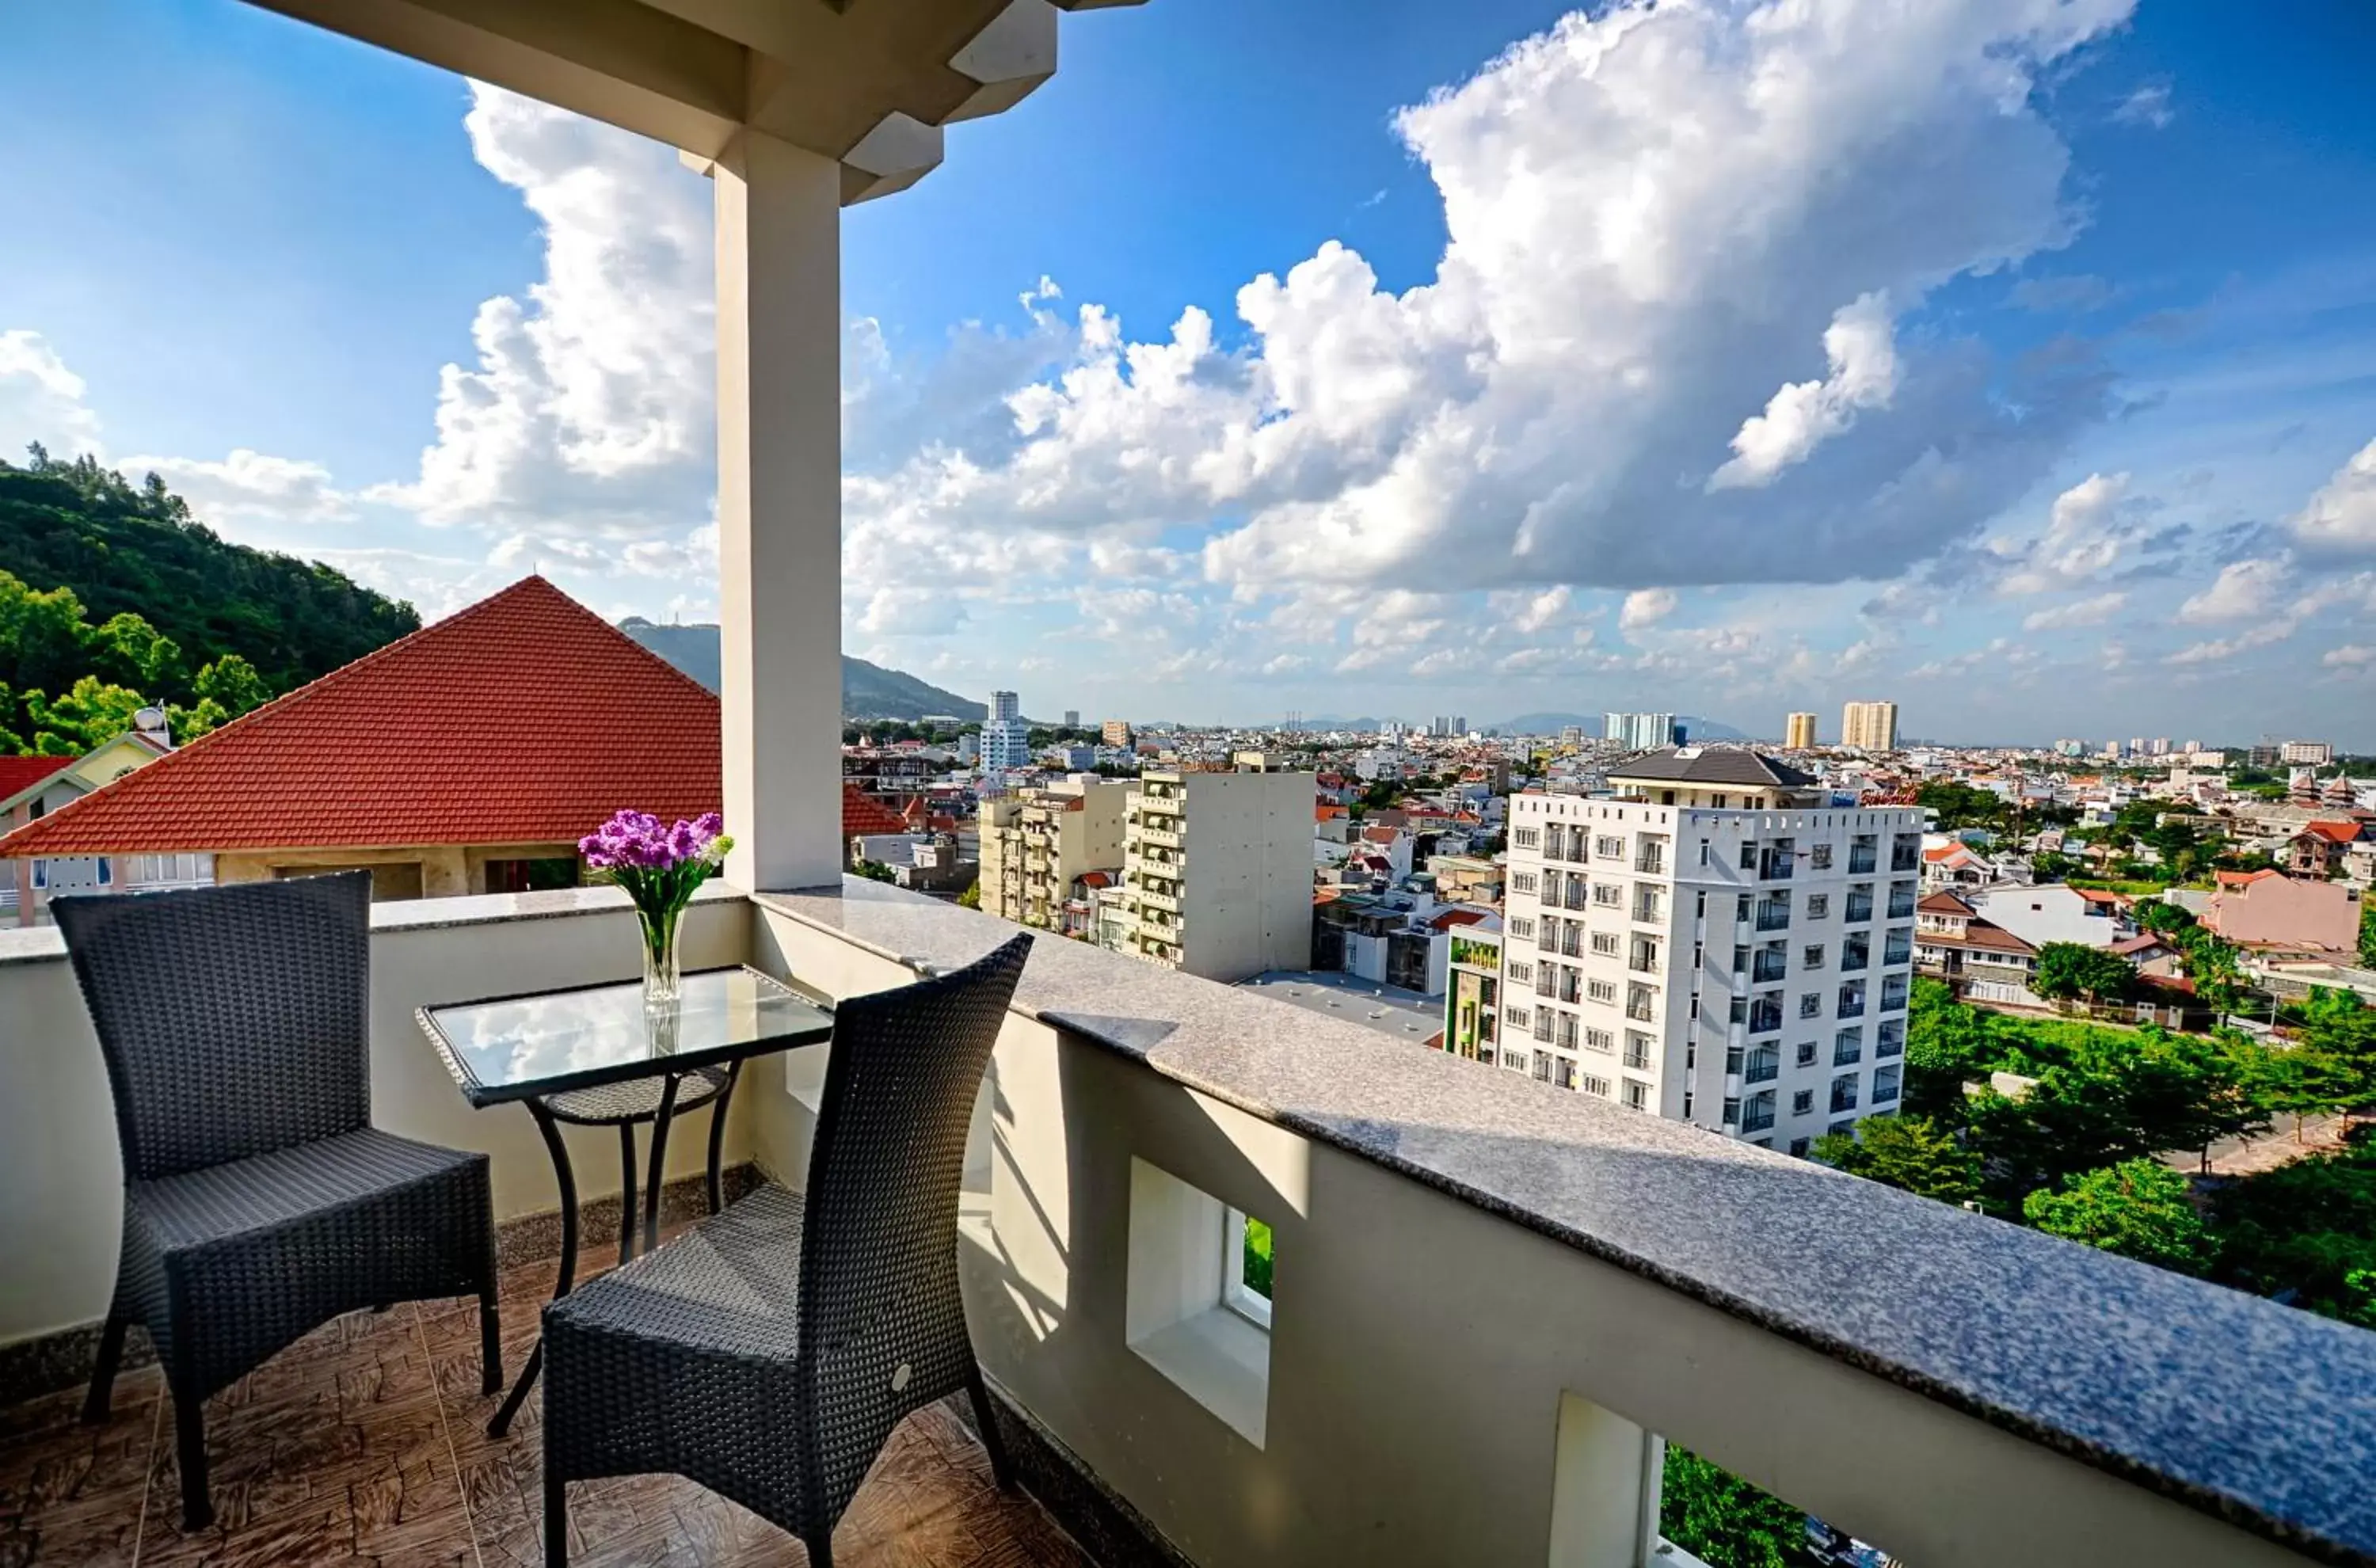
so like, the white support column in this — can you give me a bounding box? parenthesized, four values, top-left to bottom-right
(714, 130, 843, 891)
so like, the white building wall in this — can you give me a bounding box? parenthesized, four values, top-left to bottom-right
(1501, 793, 1924, 1152)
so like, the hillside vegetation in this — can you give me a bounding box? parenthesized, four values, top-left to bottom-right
(0, 447, 420, 753)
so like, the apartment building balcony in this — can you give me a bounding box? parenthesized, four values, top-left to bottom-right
(1136, 823, 1183, 851)
(1133, 886, 1182, 915)
(1845, 891, 1876, 925)
(1849, 841, 1880, 876)
(1888, 885, 1920, 920)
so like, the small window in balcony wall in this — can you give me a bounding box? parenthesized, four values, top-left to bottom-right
(1224, 1208, 1273, 1328)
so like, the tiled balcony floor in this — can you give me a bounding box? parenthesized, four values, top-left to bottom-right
(0, 1241, 1091, 1566)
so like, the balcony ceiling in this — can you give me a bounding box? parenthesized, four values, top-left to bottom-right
(243, 0, 1140, 201)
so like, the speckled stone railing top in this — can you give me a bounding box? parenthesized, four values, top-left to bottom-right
(758, 876, 2376, 1568)
(0, 879, 745, 967)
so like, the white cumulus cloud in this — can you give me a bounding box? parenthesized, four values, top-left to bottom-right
(2293, 435, 2376, 556)
(128, 449, 353, 525)
(2022, 591, 2127, 630)
(0, 329, 105, 459)
(2178, 557, 2290, 624)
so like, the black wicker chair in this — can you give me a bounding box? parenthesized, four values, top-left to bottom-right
(541, 933, 1032, 1568)
(54, 871, 502, 1530)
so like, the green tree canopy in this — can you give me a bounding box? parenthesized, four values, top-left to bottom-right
(2024, 1159, 2211, 1274)
(1659, 1446, 1818, 1568)
(1812, 1114, 1982, 1206)
(2031, 942, 2138, 1006)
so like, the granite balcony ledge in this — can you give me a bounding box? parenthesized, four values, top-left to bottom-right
(0, 879, 747, 968)
(759, 876, 2376, 1568)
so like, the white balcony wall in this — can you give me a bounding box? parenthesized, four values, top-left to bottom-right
(0, 887, 752, 1347)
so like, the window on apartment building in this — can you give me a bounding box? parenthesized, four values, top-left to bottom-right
(1592, 930, 1620, 956)
(1730, 994, 1749, 1024)
(1555, 1057, 1578, 1090)
(1587, 978, 1618, 1004)
(1506, 1006, 1530, 1028)
(1699, 841, 1711, 867)
(1585, 1027, 1614, 1053)
(1807, 893, 1829, 919)
(1795, 1039, 1818, 1068)
(1722, 1096, 1742, 1127)
(1221, 1208, 1274, 1327)
(1533, 1052, 1555, 1083)
(1799, 991, 1822, 1019)
(1582, 1075, 1613, 1098)
(1737, 892, 1753, 920)
(1630, 935, 1661, 971)
(1512, 871, 1538, 894)
(1556, 1014, 1579, 1050)
(1731, 944, 1749, 974)
(1792, 1089, 1814, 1117)
(1872, 1065, 1902, 1105)
(1595, 835, 1625, 859)
(1808, 843, 1833, 870)
(1510, 918, 1534, 938)
(1632, 885, 1664, 922)
(1834, 1028, 1863, 1065)
(1594, 881, 1623, 906)
(1831, 1075, 1860, 1113)
(1507, 962, 1533, 984)
(1622, 1079, 1651, 1111)
(1624, 1033, 1655, 1070)
(1740, 842, 1759, 870)
(1514, 827, 1540, 848)
(1829, 1121, 1858, 1138)
(1626, 983, 1658, 1022)
(1789, 1137, 1811, 1158)
(1803, 944, 1826, 969)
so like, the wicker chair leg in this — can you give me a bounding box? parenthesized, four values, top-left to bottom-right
(479, 1288, 504, 1396)
(544, 1464, 568, 1568)
(802, 1527, 834, 1568)
(616, 1124, 638, 1268)
(169, 1376, 212, 1532)
(82, 1313, 127, 1425)
(966, 1364, 1015, 1491)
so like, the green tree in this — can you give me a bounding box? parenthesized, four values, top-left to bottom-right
(24, 675, 147, 755)
(1903, 977, 1989, 1117)
(2024, 1160, 2211, 1273)
(852, 858, 897, 884)
(169, 653, 271, 740)
(957, 881, 982, 910)
(1963, 1026, 2264, 1195)
(2134, 898, 2198, 936)
(2212, 1143, 2376, 1326)
(2031, 942, 2138, 1007)
(1812, 1114, 1982, 1206)
(2361, 899, 2376, 970)
(1660, 1447, 1818, 1568)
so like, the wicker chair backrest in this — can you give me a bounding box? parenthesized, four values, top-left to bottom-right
(55, 871, 375, 1181)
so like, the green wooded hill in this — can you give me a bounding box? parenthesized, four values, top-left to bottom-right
(1, 447, 421, 753)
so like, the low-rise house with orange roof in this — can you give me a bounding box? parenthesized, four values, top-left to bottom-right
(2, 714, 192, 925)
(2289, 820, 2367, 879)
(0, 577, 720, 904)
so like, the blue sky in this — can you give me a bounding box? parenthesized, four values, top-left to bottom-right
(4, 0, 2374, 745)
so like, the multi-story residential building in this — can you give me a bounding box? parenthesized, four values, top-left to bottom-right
(1443, 919, 1504, 1068)
(980, 689, 1031, 778)
(1841, 700, 1899, 752)
(977, 774, 1131, 935)
(1496, 746, 1923, 1152)
(1784, 712, 1818, 750)
(1100, 717, 1133, 748)
(1118, 767, 1315, 980)
(2282, 740, 2334, 766)
(1604, 712, 1677, 751)
(1064, 709, 1079, 728)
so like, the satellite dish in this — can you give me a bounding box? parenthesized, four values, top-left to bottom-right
(133, 706, 169, 733)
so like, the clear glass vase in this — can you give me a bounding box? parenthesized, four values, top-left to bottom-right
(640, 903, 686, 1013)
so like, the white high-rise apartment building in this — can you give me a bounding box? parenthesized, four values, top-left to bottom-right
(980, 689, 1031, 777)
(1118, 768, 1315, 982)
(1604, 712, 1677, 751)
(1498, 748, 1923, 1153)
(1784, 712, 1818, 750)
(1839, 700, 1898, 752)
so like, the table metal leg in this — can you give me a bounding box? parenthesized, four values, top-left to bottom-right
(642, 1072, 681, 1257)
(490, 1097, 577, 1439)
(616, 1123, 638, 1268)
(706, 1061, 743, 1215)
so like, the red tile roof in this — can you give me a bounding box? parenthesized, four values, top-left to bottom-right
(1917, 891, 1976, 915)
(842, 785, 910, 839)
(2298, 820, 2363, 845)
(0, 577, 721, 857)
(0, 756, 71, 805)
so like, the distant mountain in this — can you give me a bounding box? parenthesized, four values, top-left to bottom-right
(618, 620, 987, 721)
(1495, 711, 1747, 741)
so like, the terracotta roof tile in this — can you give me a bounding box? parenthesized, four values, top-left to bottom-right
(842, 785, 910, 839)
(0, 577, 719, 857)
(0, 756, 71, 804)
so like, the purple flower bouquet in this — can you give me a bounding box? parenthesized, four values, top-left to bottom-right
(580, 809, 734, 1009)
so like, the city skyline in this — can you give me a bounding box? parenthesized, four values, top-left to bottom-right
(5, 2, 2376, 745)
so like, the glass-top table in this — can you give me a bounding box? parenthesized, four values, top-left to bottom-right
(419, 965, 836, 1107)
(417, 965, 836, 1436)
